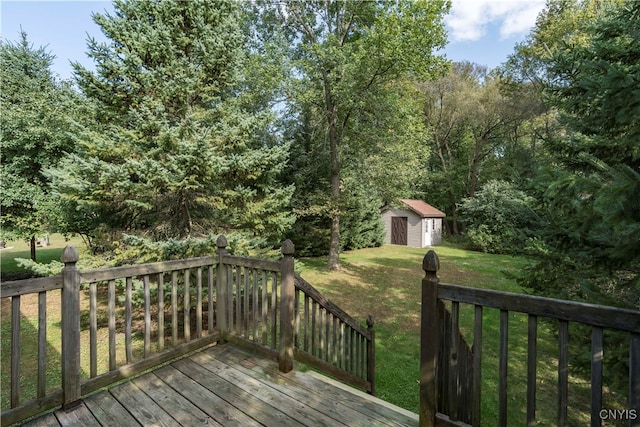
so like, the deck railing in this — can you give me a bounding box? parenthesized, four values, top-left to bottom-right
(293, 274, 375, 394)
(1, 236, 375, 426)
(214, 237, 375, 394)
(419, 250, 640, 427)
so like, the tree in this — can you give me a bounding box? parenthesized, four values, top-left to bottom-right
(0, 31, 77, 260)
(458, 180, 537, 254)
(419, 62, 539, 235)
(48, 0, 294, 250)
(253, 0, 449, 269)
(522, 0, 640, 309)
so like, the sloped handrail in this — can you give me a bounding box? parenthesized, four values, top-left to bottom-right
(293, 274, 375, 394)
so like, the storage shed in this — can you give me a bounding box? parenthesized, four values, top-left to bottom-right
(381, 199, 446, 247)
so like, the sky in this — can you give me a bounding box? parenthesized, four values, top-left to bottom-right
(1, 0, 547, 81)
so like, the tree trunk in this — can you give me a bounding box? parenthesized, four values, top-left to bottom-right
(327, 114, 341, 271)
(30, 235, 37, 262)
(322, 66, 341, 271)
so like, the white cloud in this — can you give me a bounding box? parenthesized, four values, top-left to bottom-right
(446, 0, 546, 42)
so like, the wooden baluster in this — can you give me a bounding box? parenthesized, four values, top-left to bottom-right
(207, 266, 214, 335)
(294, 288, 300, 348)
(499, 310, 509, 427)
(184, 269, 191, 342)
(108, 280, 116, 370)
(158, 273, 165, 351)
(271, 273, 277, 348)
(11, 295, 20, 408)
(558, 319, 569, 427)
(125, 277, 133, 362)
(144, 275, 151, 357)
(304, 295, 310, 352)
(473, 305, 483, 427)
(262, 270, 268, 345)
(367, 315, 375, 395)
(630, 334, 640, 424)
(196, 268, 202, 339)
(171, 271, 178, 346)
(525, 314, 537, 426)
(590, 326, 603, 427)
(37, 291, 47, 398)
(253, 269, 259, 342)
(450, 301, 460, 422)
(90, 281, 98, 377)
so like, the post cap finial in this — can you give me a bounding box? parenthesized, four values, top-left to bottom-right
(422, 250, 439, 273)
(367, 314, 375, 328)
(216, 235, 228, 248)
(281, 239, 295, 255)
(60, 245, 79, 264)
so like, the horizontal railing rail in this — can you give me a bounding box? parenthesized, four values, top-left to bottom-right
(438, 284, 640, 333)
(1, 275, 63, 298)
(419, 250, 640, 427)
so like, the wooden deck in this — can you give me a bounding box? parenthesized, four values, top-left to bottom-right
(21, 343, 418, 427)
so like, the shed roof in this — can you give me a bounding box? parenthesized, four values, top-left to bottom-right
(399, 199, 446, 218)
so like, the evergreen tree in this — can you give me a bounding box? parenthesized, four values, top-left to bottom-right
(48, 0, 293, 250)
(523, 1, 640, 309)
(0, 31, 77, 261)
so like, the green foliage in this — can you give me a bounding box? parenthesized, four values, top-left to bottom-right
(458, 180, 538, 254)
(419, 62, 542, 235)
(287, 178, 385, 257)
(48, 0, 294, 250)
(252, 0, 449, 268)
(513, 0, 640, 390)
(0, 31, 78, 244)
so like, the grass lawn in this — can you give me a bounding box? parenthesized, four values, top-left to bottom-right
(296, 244, 626, 426)
(0, 234, 85, 280)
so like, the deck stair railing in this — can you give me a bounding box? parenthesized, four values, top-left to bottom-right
(419, 250, 640, 427)
(215, 236, 375, 394)
(1, 235, 375, 426)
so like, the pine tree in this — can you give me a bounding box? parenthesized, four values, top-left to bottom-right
(524, 1, 640, 308)
(49, 0, 293, 249)
(0, 31, 77, 261)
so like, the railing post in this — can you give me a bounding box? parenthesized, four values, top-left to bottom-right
(61, 245, 81, 410)
(279, 239, 295, 373)
(420, 250, 440, 427)
(216, 235, 228, 342)
(367, 314, 376, 395)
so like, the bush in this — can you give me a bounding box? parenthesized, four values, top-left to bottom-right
(458, 180, 537, 254)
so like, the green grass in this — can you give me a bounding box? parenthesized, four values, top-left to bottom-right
(0, 234, 84, 279)
(296, 244, 626, 426)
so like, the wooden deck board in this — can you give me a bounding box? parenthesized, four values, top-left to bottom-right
(83, 390, 141, 426)
(211, 345, 392, 426)
(20, 343, 418, 427)
(171, 357, 305, 427)
(154, 365, 260, 427)
(214, 344, 418, 426)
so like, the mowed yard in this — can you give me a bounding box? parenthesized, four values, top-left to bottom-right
(296, 244, 627, 427)
(1, 241, 627, 426)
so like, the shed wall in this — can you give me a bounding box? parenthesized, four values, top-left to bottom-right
(381, 208, 423, 247)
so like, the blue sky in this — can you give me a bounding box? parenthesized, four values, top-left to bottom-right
(1, 0, 546, 81)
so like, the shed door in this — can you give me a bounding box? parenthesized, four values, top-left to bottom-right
(391, 217, 408, 245)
